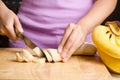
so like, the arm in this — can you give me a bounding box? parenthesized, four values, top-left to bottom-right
(0, 0, 23, 40)
(78, 0, 117, 34)
(58, 0, 117, 62)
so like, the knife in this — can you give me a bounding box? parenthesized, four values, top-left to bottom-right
(14, 28, 44, 54)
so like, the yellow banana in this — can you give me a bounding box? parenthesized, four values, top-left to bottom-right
(115, 36, 120, 47)
(105, 21, 120, 36)
(97, 49, 120, 74)
(92, 25, 120, 58)
(92, 21, 120, 73)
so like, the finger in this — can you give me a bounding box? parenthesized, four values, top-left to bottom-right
(63, 35, 84, 62)
(0, 21, 6, 35)
(0, 27, 6, 36)
(58, 23, 74, 53)
(4, 19, 18, 41)
(0, 24, 14, 38)
(6, 25, 17, 41)
(61, 25, 80, 58)
(14, 16, 23, 33)
(7, 16, 23, 41)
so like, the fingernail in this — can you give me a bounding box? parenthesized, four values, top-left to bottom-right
(20, 28, 23, 33)
(58, 47, 62, 53)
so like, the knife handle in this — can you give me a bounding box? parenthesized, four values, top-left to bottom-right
(14, 26, 24, 39)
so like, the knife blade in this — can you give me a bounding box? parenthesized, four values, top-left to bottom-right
(16, 32, 37, 49)
(14, 29, 44, 54)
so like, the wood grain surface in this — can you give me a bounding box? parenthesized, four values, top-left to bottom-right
(0, 48, 112, 80)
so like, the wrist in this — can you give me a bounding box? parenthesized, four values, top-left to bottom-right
(76, 22, 90, 36)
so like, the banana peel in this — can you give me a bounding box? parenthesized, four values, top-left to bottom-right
(98, 49, 120, 73)
(92, 21, 120, 73)
(105, 21, 120, 36)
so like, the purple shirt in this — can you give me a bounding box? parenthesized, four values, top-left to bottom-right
(9, 0, 95, 48)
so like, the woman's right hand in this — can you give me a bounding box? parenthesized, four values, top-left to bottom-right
(0, 1, 23, 41)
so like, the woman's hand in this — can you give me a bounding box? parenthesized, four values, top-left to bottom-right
(0, 1, 23, 41)
(58, 0, 117, 62)
(58, 23, 87, 62)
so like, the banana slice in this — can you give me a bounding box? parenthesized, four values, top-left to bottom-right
(20, 49, 34, 62)
(43, 49, 53, 62)
(16, 52, 24, 62)
(32, 57, 46, 63)
(33, 47, 44, 57)
(73, 42, 97, 56)
(47, 49, 62, 62)
(16, 49, 47, 63)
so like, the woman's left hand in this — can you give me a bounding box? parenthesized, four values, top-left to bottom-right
(58, 23, 87, 62)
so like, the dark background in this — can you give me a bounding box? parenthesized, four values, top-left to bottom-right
(0, 0, 120, 47)
(103, 0, 120, 23)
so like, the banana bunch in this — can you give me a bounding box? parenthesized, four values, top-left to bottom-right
(92, 21, 120, 74)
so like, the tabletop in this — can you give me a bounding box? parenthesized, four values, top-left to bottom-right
(0, 48, 118, 80)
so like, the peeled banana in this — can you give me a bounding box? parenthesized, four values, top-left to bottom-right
(47, 49, 62, 62)
(43, 49, 53, 62)
(33, 47, 44, 57)
(16, 52, 24, 62)
(16, 42, 97, 63)
(92, 21, 120, 73)
(16, 49, 46, 63)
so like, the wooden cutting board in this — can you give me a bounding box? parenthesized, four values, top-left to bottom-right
(0, 48, 111, 80)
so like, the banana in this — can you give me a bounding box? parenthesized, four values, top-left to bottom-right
(47, 49, 62, 62)
(74, 42, 97, 56)
(43, 49, 53, 62)
(32, 57, 46, 63)
(109, 34, 116, 45)
(16, 41, 97, 63)
(20, 49, 34, 62)
(16, 52, 24, 62)
(106, 21, 120, 47)
(16, 49, 46, 63)
(105, 21, 120, 36)
(97, 49, 120, 74)
(33, 47, 45, 57)
(92, 21, 120, 73)
(115, 37, 120, 47)
(92, 25, 120, 58)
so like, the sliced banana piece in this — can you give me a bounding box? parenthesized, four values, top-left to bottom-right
(16, 52, 24, 62)
(16, 42, 96, 63)
(43, 49, 53, 62)
(33, 47, 44, 57)
(47, 49, 62, 62)
(20, 49, 34, 62)
(73, 42, 97, 56)
(16, 49, 47, 63)
(32, 57, 46, 63)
